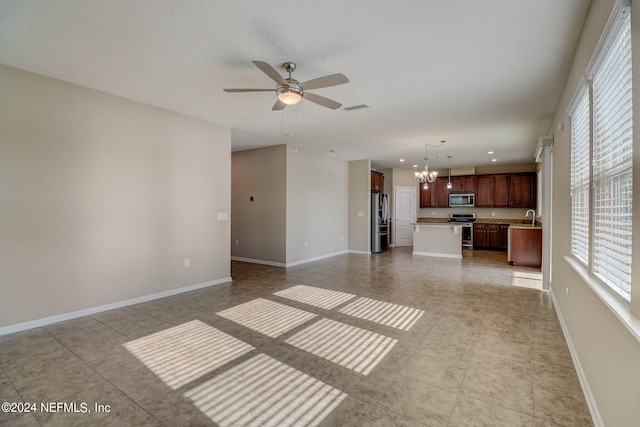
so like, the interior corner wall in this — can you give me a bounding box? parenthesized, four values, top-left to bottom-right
(549, 1, 640, 426)
(0, 65, 231, 329)
(348, 160, 371, 253)
(231, 145, 287, 264)
(285, 145, 348, 263)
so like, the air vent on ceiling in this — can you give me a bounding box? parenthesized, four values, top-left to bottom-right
(343, 104, 369, 112)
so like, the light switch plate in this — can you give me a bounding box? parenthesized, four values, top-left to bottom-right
(217, 212, 229, 220)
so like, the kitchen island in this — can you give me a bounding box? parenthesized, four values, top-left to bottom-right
(412, 223, 463, 259)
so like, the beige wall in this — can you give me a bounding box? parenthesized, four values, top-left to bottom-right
(550, 1, 640, 426)
(0, 65, 231, 329)
(349, 160, 371, 252)
(286, 145, 349, 263)
(231, 144, 348, 265)
(231, 145, 287, 264)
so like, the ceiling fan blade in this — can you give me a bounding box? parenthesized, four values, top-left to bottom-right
(252, 60, 289, 86)
(303, 92, 342, 109)
(300, 73, 349, 90)
(272, 99, 286, 111)
(223, 88, 275, 92)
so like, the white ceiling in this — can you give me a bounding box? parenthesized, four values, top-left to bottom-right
(0, 0, 590, 170)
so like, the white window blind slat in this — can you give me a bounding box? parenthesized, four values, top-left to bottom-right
(591, 6, 632, 301)
(570, 86, 590, 265)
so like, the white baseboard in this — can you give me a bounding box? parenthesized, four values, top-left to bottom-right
(232, 250, 350, 268)
(231, 256, 286, 268)
(285, 250, 349, 267)
(0, 277, 231, 337)
(348, 250, 371, 255)
(412, 251, 462, 259)
(550, 289, 604, 427)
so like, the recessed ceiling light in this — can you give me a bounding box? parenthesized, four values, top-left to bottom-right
(399, 159, 405, 162)
(487, 151, 494, 155)
(491, 158, 498, 162)
(412, 164, 418, 168)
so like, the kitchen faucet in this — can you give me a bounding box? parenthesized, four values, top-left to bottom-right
(525, 209, 536, 226)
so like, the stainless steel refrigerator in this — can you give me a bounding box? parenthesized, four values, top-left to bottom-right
(371, 193, 389, 253)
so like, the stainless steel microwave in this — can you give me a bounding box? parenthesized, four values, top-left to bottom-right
(449, 193, 475, 207)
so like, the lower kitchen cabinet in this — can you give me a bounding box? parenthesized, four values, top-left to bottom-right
(509, 227, 542, 268)
(474, 223, 508, 251)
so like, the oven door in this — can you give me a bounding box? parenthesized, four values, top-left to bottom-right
(461, 224, 473, 248)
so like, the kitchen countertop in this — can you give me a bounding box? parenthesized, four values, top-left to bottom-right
(416, 217, 541, 226)
(411, 222, 461, 227)
(509, 224, 543, 229)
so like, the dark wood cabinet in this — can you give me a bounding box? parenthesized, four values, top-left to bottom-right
(449, 176, 476, 194)
(475, 173, 534, 208)
(487, 225, 500, 247)
(436, 178, 450, 207)
(420, 172, 536, 209)
(419, 181, 433, 207)
(474, 222, 508, 251)
(474, 223, 488, 248)
(371, 171, 384, 193)
(510, 227, 542, 267)
(493, 175, 510, 207)
(419, 177, 450, 207)
(476, 175, 510, 207)
(475, 176, 494, 207)
(509, 173, 536, 208)
(499, 224, 510, 250)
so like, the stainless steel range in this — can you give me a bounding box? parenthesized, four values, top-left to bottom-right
(449, 213, 475, 249)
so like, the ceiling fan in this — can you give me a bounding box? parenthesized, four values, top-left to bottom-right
(223, 60, 349, 110)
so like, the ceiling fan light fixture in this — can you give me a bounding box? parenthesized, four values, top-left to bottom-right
(277, 87, 303, 105)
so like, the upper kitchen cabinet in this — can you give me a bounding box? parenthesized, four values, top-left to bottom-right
(509, 173, 536, 208)
(494, 174, 510, 207)
(449, 176, 476, 194)
(419, 177, 449, 207)
(476, 175, 509, 207)
(475, 173, 534, 208)
(419, 181, 433, 207)
(371, 170, 384, 193)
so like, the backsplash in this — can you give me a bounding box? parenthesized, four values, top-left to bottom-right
(417, 206, 535, 221)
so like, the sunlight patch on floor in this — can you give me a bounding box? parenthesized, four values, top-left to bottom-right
(274, 285, 357, 309)
(184, 353, 346, 427)
(285, 318, 397, 375)
(216, 298, 317, 338)
(511, 269, 543, 289)
(124, 320, 254, 389)
(339, 297, 424, 330)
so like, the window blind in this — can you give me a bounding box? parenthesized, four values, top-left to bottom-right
(591, 7, 632, 300)
(570, 87, 590, 265)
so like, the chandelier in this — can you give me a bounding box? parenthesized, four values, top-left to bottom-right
(415, 141, 445, 187)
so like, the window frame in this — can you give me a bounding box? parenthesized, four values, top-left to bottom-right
(568, 1, 633, 303)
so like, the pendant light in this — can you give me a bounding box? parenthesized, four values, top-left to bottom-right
(415, 142, 439, 185)
(447, 155, 453, 190)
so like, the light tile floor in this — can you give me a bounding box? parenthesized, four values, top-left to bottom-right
(0, 248, 593, 426)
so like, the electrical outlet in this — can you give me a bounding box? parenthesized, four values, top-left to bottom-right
(235, 240, 239, 246)
(340, 236, 344, 242)
(304, 241, 308, 248)
(566, 287, 569, 296)
(492, 211, 496, 217)
(184, 259, 190, 268)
